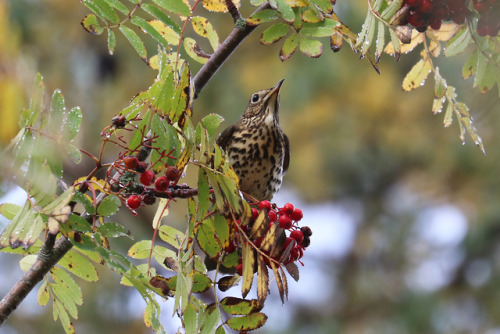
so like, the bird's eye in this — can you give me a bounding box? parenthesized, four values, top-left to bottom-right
(251, 94, 259, 103)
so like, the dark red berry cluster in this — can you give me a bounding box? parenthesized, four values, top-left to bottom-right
(232, 201, 311, 276)
(474, 0, 500, 36)
(402, 0, 470, 32)
(122, 154, 182, 211)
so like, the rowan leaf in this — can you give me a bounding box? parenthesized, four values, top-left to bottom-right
(257, 255, 269, 304)
(241, 241, 255, 297)
(152, 0, 191, 16)
(402, 57, 432, 91)
(202, 0, 240, 12)
(226, 312, 268, 331)
(191, 16, 219, 51)
(280, 33, 299, 61)
(220, 297, 263, 315)
(119, 25, 147, 61)
(81, 14, 104, 35)
(299, 37, 323, 58)
(260, 22, 289, 45)
(247, 9, 279, 26)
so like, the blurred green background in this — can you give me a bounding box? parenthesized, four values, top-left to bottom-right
(1, 0, 500, 333)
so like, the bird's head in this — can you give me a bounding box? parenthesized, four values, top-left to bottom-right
(241, 79, 284, 124)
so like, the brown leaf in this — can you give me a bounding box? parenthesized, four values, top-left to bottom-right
(248, 209, 269, 240)
(394, 25, 412, 44)
(269, 260, 285, 303)
(330, 31, 343, 52)
(218, 275, 241, 292)
(285, 262, 300, 281)
(257, 255, 269, 304)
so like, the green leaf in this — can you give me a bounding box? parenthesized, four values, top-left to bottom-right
(299, 37, 323, 58)
(192, 272, 213, 293)
(301, 25, 335, 37)
(158, 225, 184, 248)
(201, 305, 221, 334)
(260, 22, 289, 45)
(64, 107, 82, 141)
(59, 249, 99, 282)
(213, 214, 230, 249)
(53, 298, 75, 334)
(220, 297, 263, 315)
(119, 25, 147, 61)
(81, 14, 104, 35)
(107, 29, 116, 55)
(24, 73, 44, 127)
(201, 113, 224, 138)
(92, 0, 120, 23)
(141, 4, 181, 34)
(198, 169, 210, 219)
(197, 217, 222, 258)
(191, 16, 219, 51)
(280, 33, 299, 61)
(152, 0, 191, 17)
(226, 312, 268, 331)
(128, 240, 153, 259)
(247, 9, 279, 26)
(97, 222, 131, 238)
(104, 0, 129, 14)
(43, 186, 75, 214)
(309, 0, 334, 13)
(97, 194, 121, 216)
(50, 267, 83, 318)
(72, 191, 95, 215)
(270, 0, 294, 22)
(444, 25, 471, 57)
(20, 254, 37, 271)
(49, 90, 65, 135)
(0, 203, 21, 220)
(301, 9, 322, 23)
(131, 16, 170, 49)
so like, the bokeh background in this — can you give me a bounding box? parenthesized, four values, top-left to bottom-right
(1, 0, 500, 333)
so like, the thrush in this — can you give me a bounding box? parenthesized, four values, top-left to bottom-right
(217, 79, 289, 201)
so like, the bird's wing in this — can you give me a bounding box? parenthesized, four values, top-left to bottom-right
(283, 133, 290, 174)
(216, 125, 236, 150)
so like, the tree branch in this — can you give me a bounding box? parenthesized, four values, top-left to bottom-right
(193, 1, 271, 97)
(0, 234, 73, 324)
(0, 1, 269, 325)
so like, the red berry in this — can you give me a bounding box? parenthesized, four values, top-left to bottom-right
(283, 203, 294, 215)
(290, 230, 304, 244)
(123, 156, 139, 170)
(140, 170, 155, 186)
(236, 263, 243, 276)
(225, 241, 236, 253)
(407, 0, 420, 9)
(290, 246, 304, 261)
(301, 236, 311, 248)
(290, 208, 303, 221)
(259, 200, 272, 211)
(251, 208, 259, 220)
(268, 210, 277, 222)
(127, 195, 141, 209)
(420, 0, 433, 14)
(155, 176, 169, 192)
(165, 166, 181, 182)
(279, 215, 293, 229)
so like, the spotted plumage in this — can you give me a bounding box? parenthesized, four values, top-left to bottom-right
(217, 79, 289, 201)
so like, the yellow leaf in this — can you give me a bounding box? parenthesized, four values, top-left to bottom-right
(202, 0, 240, 12)
(148, 20, 180, 45)
(402, 57, 432, 91)
(426, 22, 458, 42)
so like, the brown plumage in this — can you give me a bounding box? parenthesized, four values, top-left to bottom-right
(217, 79, 289, 201)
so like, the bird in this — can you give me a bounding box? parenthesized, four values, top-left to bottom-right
(217, 79, 289, 201)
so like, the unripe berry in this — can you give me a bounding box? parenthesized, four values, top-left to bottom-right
(140, 170, 155, 186)
(259, 200, 272, 211)
(279, 215, 293, 229)
(290, 230, 304, 244)
(136, 162, 148, 173)
(155, 176, 169, 192)
(123, 156, 139, 170)
(301, 236, 311, 248)
(127, 195, 141, 209)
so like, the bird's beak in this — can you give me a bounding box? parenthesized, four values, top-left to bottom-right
(266, 79, 284, 111)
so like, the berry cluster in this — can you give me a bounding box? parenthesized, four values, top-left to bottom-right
(474, 0, 500, 36)
(123, 154, 182, 210)
(231, 201, 312, 276)
(403, 0, 470, 32)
